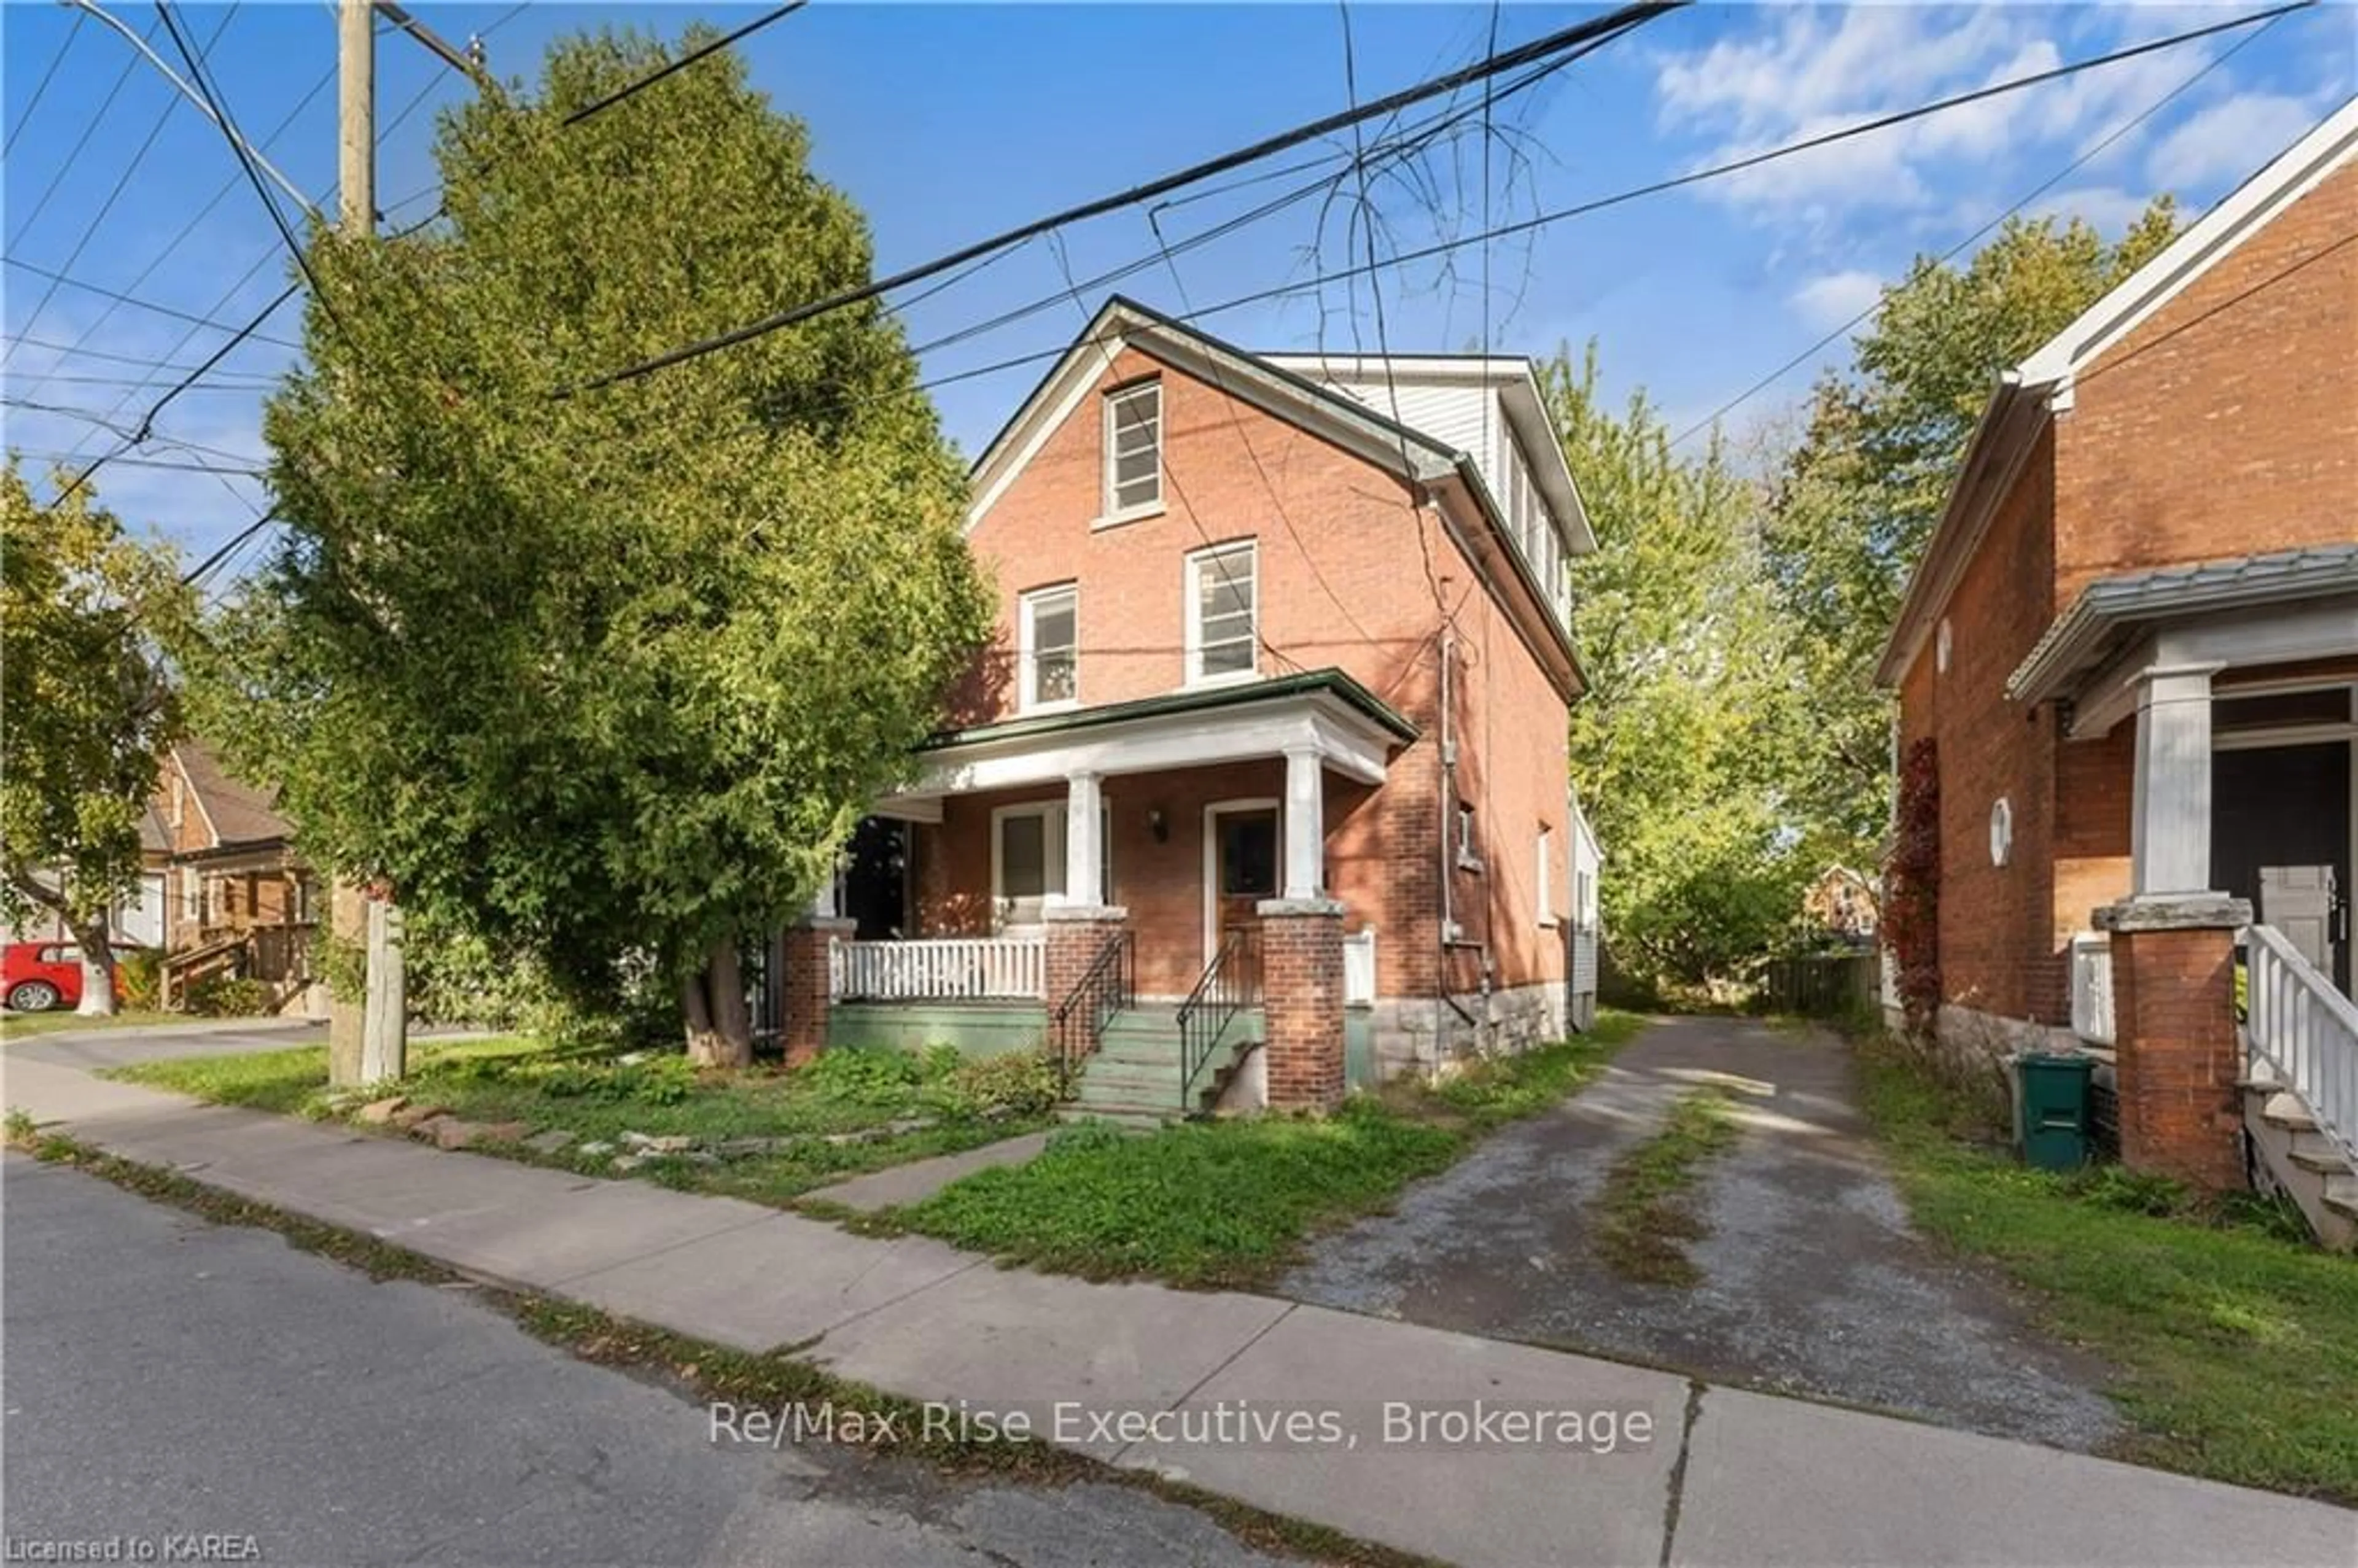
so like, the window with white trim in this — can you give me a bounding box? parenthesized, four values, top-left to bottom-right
(1537, 825, 1557, 926)
(1104, 381, 1162, 517)
(179, 871, 201, 924)
(1018, 584, 1078, 711)
(1186, 540, 1258, 684)
(991, 803, 1113, 928)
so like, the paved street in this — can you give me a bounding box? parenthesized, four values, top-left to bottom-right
(1, 1152, 1291, 1568)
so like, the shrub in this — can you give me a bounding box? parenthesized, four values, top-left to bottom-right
(923, 1051, 1065, 1119)
(798, 1046, 927, 1106)
(116, 948, 163, 1010)
(517, 1052, 698, 1105)
(186, 975, 273, 1017)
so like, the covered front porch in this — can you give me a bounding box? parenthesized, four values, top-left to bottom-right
(792, 671, 1417, 1111)
(2016, 546, 2356, 1217)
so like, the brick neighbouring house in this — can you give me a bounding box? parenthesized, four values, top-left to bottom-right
(774, 297, 1606, 1117)
(1876, 99, 2357, 1240)
(155, 740, 321, 1011)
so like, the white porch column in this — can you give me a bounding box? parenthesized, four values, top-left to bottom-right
(1063, 770, 1103, 908)
(1283, 745, 1325, 900)
(2130, 662, 2222, 897)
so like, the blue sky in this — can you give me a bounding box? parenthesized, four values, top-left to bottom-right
(4, 2, 2352, 564)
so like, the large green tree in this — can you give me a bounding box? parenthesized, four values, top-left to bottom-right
(200, 28, 990, 1064)
(1762, 203, 2182, 852)
(1541, 346, 1814, 988)
(1, 463, 192, 1013)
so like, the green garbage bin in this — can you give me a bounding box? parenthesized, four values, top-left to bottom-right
(2018, 1053, 2093, 1171)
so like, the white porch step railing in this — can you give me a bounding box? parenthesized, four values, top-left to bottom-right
(830, 937, 1044, 1002)
(1343, 930, 1377, 1006)
(2069, 932, 2115, 1046)
(2245, 923, 2358, 1169)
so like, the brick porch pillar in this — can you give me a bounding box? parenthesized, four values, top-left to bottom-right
(1045, 904, 1129, 1051)
(1259, 898, 1345, 1111)
(2098, 893, 2251, 1192)
(781, 917, 855, 1068)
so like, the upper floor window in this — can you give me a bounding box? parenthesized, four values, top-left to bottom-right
(1104, 381, 1162, 518)
(1019, 584, 1078, 711)
(1186, 541, 1257, 685)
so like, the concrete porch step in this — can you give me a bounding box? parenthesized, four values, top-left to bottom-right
(2286, 1133, 2354, 1177)
(1056, 1103, 1173, 1131)
(2259, 1092, 2318, 1133)
(2325, 1176, 2358, 1222)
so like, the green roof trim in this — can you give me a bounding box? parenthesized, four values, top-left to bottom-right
(922, 668, 1420, 751)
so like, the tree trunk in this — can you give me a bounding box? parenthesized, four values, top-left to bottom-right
(680, 942, 752, 1069)
(68, 912, 118, 1017)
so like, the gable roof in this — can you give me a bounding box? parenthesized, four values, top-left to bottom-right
(965, 295, 1461, 526)
(963, 295, 1583, 694)
(1876, 95, 2358, 689)
(170, 740, 292, 849)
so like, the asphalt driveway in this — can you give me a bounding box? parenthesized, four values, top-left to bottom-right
(1280, 1014, 2122, 1451)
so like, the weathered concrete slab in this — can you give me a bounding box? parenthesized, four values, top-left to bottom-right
(559, 1213, 982, 1349)
(2, 1055, 193, 1124)
(806, 1268, 1293, 1460)
(1672, 1387, 2358, 1568)
(1121, 1303, 1686, 1568)
(370, 1176, 778, 1287)
(803, 1131, 1053, 1213)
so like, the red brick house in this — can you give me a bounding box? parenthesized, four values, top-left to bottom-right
(1877, 99, 2356, 1239)
(783, 298, 1604, 1117)
(155, 740, 319, 1008)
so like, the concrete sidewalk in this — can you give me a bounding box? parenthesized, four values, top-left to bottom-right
(6, 1052, 2351, 1568)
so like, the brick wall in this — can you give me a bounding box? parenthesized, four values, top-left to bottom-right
(1260, 904, 1345, 1109)
(2054, 162, 2358, 605)
(1894, 161, 2357, 1030)
(952, 341, 1573, 1006)
(2110, 925, 2244, 1190)
(1912, 430, 2065, 1022)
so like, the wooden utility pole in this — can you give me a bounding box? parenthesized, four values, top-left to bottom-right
(329, 0, 395, 1086)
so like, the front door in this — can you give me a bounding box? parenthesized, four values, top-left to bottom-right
(1208, 806, 1278, 962)
(2213, 740, 2351, 993)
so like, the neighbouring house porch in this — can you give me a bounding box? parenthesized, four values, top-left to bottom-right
(2016, 547, 2357, 1236)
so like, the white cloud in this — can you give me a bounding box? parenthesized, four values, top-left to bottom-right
(2147, 91, 2318, 190)
(1789, 268, 1884, 332)
(1647, 5, 2239, 225)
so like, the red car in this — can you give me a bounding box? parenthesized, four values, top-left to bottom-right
(2, 942, 118, 1013)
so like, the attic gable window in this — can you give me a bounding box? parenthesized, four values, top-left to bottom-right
(1104, 381, 1162, 518)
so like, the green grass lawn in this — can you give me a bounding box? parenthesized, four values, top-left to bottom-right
(1, 1009, 190, 1041)
(889, 1010, 1649, 1290)
(1854, 1034, 2358, 1504)
(108, 1036, 1059, 1207)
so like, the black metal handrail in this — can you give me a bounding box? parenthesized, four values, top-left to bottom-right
(1178, 926, 1261, 1104)
(1050, 929, 1134, 1072)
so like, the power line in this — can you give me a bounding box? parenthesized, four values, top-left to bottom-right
(1663, 4, 2300, 450)
(5, 9, 88, 157)
(562, 1, 807, 125)
(567, 0, 1683, 392)
(1, 257, 305, 351)
(879, 0, 2308, 421)
(6, 9, 157, 247)
(7, 4, 242, 352)
(158, 1, 349, 340)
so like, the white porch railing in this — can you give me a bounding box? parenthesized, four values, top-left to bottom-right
(1343, 930, 1377, 1006)
(2070, 932, 2115, 1047)
(830, 937, 1044, 1002)
(2245, 923, 2358, 1168)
